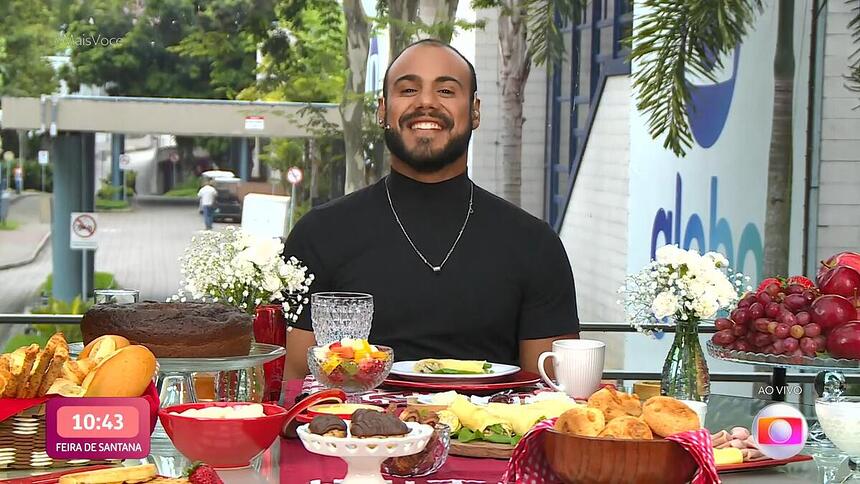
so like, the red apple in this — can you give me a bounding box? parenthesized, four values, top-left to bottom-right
(810, 295, 856, 332)
(826, 321, 860, 359)
(818, 266, 860, 298)
(818, 251, 860, 280)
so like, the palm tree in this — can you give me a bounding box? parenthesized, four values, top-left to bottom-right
(342, 0, 371, 194)
(848, 0, 860, 95)
(629, 0, 802, 280)
(476, 0, 580, 207)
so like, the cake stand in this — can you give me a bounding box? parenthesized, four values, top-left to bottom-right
(297, 422, 433, 484)
(69, 342, 286, 442)
(706, 340, 860, 444)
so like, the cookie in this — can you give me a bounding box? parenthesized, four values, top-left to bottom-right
(642, 396, 700, 437)
(554, 406, 606, 437)
(587, 388, 642, 421)
(308, 415, 347, 438)
(597, 416, 653, 440)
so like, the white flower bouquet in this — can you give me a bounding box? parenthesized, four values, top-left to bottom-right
(171, 226, 314, 321)
(619, 244, 750, 334)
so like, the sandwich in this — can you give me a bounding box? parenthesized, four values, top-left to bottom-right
(413, 359, 492, 374)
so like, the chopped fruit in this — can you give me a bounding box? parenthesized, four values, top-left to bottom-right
(314, 339, 391, 392)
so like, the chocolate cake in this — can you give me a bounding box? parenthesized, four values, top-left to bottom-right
(309, 415, 347, 437)
(349, 409, 409, 438)
(81, 302, 252, 358)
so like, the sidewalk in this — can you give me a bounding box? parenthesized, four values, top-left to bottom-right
(0, 192, 52, 270)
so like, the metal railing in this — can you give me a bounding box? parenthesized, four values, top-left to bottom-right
(1, 314, 857, 386)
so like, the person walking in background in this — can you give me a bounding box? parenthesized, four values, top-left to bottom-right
(197, 179, 217, 230)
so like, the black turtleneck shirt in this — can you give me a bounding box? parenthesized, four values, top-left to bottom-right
(283, 170, 579, 365)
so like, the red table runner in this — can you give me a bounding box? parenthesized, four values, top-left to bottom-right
(279, 439, 507, 483)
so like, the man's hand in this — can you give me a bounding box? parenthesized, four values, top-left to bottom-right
(285, 327, 317, 380)
(519, 333, 580, 378)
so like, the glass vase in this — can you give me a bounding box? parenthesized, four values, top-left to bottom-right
(661, 319, 710, 401)
(254, 304, 288, 403)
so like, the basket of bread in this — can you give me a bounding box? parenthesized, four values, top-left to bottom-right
(0, 333, 158, 470)
(541, 389, 705, 484)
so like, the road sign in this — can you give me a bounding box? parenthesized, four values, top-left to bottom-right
(287, 166, 303, 185)
(169, 152, 180, 163)
(244, 116, 265, 130)
(119, 154, 131, 169)
(38, 150, 49, 166)
(70, 212, 99, 250)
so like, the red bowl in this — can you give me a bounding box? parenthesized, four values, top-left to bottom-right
(159, 402, 288, 468)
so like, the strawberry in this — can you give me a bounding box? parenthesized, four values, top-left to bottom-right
(786, 275, 815, 289)
(756, 277, 783, 295)
(186, 462, 224, 484)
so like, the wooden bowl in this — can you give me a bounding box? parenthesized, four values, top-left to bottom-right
(543, 430, 697, 484)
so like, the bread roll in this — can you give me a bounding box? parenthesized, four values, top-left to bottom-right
(554, 406, 606, 437)
(587, 387, 642, 421)
(82, 345, 156, 398)
(63, 358, 97, 385)
(642, 396, 701, 437)
(47, 378, 85, 397)
(597, 416, 653, 440)
(80, 335, 130, 362)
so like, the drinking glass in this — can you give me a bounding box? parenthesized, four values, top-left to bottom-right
(310, 292, 373, 345)
(94, 289, 140, 304)
(815, 396, 860, 481)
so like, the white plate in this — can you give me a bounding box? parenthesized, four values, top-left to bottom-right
(390, 361, 520, 382)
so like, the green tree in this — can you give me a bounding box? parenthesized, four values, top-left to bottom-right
(474, 0, 579, 207)
(0, 0, 57, 97)
(250, 0, 346, 205)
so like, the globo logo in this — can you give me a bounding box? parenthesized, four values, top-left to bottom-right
(650, 173, 763, 282)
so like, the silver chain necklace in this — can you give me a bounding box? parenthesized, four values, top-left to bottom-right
(385, 176, 474, 273)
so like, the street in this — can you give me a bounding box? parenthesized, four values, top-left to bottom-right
(0, 197, 217, 346)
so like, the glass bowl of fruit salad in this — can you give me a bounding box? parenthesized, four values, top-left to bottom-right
(308, 339, 394, 393)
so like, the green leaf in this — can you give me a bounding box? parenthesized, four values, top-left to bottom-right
(456, 427, 479, 443)
(628, 0, 763, 157)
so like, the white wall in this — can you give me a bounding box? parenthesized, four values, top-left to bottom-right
(470, 7, 548, 218)
(558, 75, 631, 369)
(624, 1, 812, 396)
(817, 2, 860, 259)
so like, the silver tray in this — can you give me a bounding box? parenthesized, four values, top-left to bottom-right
(68, 342, 285, 372)
(706, 340, 860, 371)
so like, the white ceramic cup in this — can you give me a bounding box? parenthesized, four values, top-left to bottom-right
(680, 400, 708, 427)
(537, 339, 606, 399)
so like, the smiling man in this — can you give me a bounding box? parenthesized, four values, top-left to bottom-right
(283, 39, 579, 379)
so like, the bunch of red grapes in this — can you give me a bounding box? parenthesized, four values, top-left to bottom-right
(711, 251, 860, 360)
(712, 277, 825, 357)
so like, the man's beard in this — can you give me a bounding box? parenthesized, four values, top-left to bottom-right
(384, 115, 472, 173)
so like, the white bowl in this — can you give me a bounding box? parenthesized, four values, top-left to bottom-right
(297, 422, 433, 484)
(815, 397, 860, 458)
